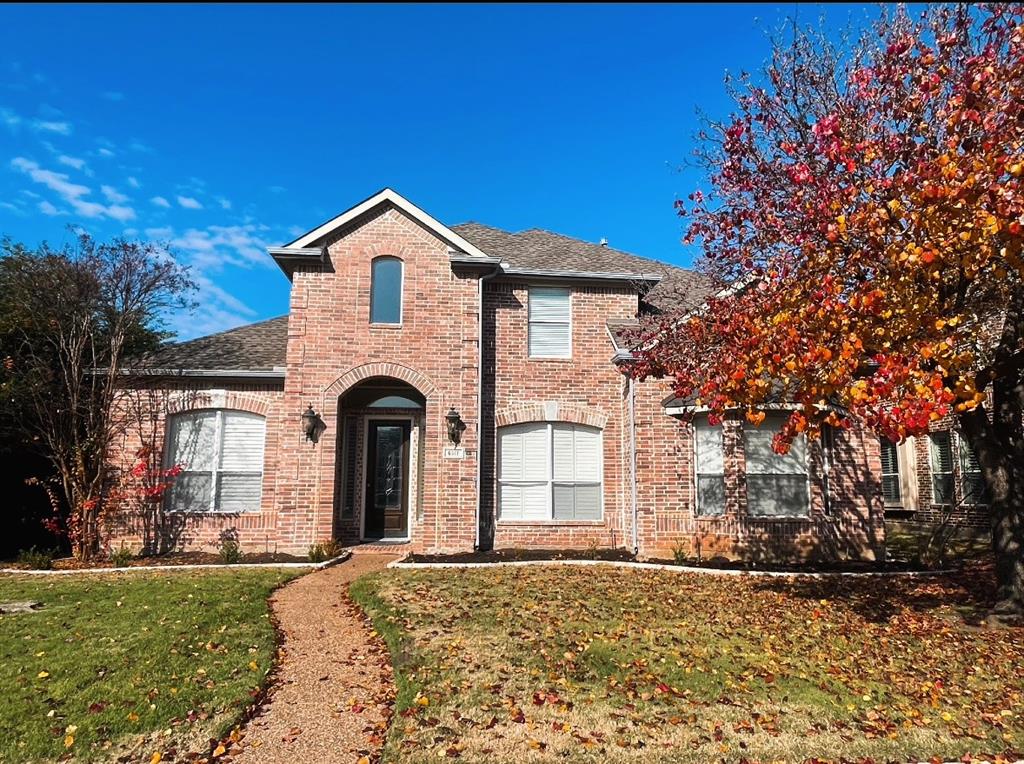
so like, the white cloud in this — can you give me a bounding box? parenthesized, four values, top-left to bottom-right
(268, 185, 286, 194)
(101, 184, 129, 203)
(144, 226, 173, 239)
(57, 154, 86, 170)
(97, 147, 115, 158)
(177, 195, 202, 210)
(123, 227, 138, 236)
(217, 196, 232, 210)
(0, 107, 21, 129)
(126, 176, 140, 188)
(150, 196, 171, 208)
(0, 200, 26, 215)
(12, 156, 136, 222)
(101, 91, 125, 101)
(38, 200, 61, 216)
(32, 119, 71, 135)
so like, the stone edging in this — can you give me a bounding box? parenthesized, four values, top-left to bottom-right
(0, 550, 352, 576)
(387, 557, 953, 579)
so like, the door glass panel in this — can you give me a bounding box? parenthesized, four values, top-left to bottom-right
(373, 425, 403, 511)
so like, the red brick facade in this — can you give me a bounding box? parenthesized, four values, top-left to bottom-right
(107, 193, 889, 561)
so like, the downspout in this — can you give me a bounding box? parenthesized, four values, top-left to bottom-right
(474, 261, 504, 550)
(629, 374, 639, 555)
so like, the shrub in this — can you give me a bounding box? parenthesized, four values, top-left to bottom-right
(218, 528, 242, 565)
(109, 544, 134, 568)
(671, 542, 690, 566)
(308, 540, 341, 563)
(16, 547, 55, 570)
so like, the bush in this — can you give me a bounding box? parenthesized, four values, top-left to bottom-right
(109, 544, 134, 568)
(218, 528, 242, 565)
(671, 542, 690, 566)
(308, 540, 342, 563)
(16, 547, 55, 570)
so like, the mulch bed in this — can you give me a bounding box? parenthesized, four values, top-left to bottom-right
(644, 556, 954, 573)
(405, 547, 638, 564)
(4, 551, 312, 571)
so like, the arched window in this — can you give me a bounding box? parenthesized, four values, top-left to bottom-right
(164, 410, 266, 513)
(370, 256, 403, 324)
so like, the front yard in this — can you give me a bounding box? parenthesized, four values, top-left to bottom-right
(352, 565, 1024, 763)
(0, 569, 299, 763)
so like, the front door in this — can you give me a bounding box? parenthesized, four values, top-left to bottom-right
(364, 419, 411, 538)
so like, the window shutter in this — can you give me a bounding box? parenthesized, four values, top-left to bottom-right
(528, 288, 570, 322)
(572, 427, 601, 483)
(216, 475, 262, 513)
(880, 438, 902, 504)
(930, 432, 954, 473)
(168, 411, 217, 471)
(220, 412, 266, 471)
(743, 416, 809, 516)
(695, 423, 724, 473)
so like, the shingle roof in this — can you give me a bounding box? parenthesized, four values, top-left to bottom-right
(133, 315, 288, 373)
(451, 222, 712, 311)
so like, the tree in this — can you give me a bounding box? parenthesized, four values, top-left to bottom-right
(632, 5, 1024, 620)
(0, 234, 194, 560)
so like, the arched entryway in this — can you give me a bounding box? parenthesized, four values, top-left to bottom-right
(334, 377, 426, 543)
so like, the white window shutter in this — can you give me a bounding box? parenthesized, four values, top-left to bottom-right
(573, 426, 601, 482)
(168, 411, 217, 471)
(695, 423, 724, 473)
(528, 288, 571, 357)
(528, 288, 570, 322)
(552, 426, 575, 481)
(521, 425, 548, 481)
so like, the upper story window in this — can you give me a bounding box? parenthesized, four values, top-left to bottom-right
(694, 418, 726, 516)
(498, 422, 602, 521)
(743, 415, 809, 517)
(165, 410, 266, 513)
(528, 287, 571, 358)
(370, 256, 403, 324)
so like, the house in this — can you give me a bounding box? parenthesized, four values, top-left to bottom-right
(108, 187, 897, 562)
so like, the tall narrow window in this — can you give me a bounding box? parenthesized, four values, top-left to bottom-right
(528, 287, 571, 358)
(694, 419, 726, 515)
(959, 437, 987, 505)
(165, 410, 266, 513)
(339, 416, 358, 518)
(880, 438, 902, 506)
(370, 256, 402, 324)
(744, 416, 809, 516)
(930, 431, 955, 504)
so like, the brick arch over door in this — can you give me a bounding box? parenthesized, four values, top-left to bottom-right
(324, 362, 439, 400)
(495, 401, 609, 429)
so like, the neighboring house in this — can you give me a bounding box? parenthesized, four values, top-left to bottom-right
(107, 188, 890, 562)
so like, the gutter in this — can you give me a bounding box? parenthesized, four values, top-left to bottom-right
(499, 267, 663, 284)
(118, 368, 287, 380)
(474, 260, 506, 551)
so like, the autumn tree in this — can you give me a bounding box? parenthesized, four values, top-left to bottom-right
(0, 234, 194, 560)
(633, 5, 1024, 620)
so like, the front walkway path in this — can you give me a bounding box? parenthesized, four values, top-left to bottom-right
(230, 553, 399, 763)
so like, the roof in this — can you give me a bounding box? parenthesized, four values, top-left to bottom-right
(131, 316, 288, 374)
(451, 222, 712, 311)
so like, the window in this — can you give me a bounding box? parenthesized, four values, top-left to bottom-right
(165, 410, 266, 513)
(959, 437, 988, 505)
(930, 431, 955, 505)
(528, 287, 571, 358)
(370, 256, 402, 324)
(743, 416, 809, 516)
(880, 438, 902, 506)
(339, 416, 358, 518)
(694, 418, 725, 515)
(498, 422, 602, 520)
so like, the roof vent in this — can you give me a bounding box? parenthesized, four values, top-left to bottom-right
(599, 237, 608, 247)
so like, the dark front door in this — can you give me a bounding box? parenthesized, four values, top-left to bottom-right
(364, 419, 411, 538)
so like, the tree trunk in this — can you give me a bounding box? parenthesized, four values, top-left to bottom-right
(959, 375, 1024, 624)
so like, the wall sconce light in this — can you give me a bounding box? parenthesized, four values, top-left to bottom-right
(445, 407, 466, 445)
(301, 404, 326, 444)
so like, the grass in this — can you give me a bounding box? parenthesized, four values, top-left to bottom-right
(352, 564, 1024, 763)
(0, 568, 300, 763)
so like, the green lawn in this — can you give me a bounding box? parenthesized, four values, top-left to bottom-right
(352, 565, 1024, 763)
(0, 569, 300, 763)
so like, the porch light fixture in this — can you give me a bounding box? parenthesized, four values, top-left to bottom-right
(301, 405, 326, 444)
(445, 407, 466, 445)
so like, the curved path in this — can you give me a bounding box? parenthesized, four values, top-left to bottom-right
(230, 553, 399, 763)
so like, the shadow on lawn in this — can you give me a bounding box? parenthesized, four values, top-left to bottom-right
(750, 562, 998, 626)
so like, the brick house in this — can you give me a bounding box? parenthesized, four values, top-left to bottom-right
(108, 187, 901, 561)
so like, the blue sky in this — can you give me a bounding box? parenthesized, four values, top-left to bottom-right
(0, 3, 875, 340)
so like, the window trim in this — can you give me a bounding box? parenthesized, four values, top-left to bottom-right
(527, 286, 572, 359)
(164, 409, 266, 514)
(369, 255, 404, 326)
(742, 416, 811, 519)
(693, 418, 726, 517)
(497, 421, 603, 522)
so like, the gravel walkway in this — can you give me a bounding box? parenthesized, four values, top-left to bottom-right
(229, 553, 399, 764)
